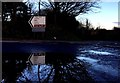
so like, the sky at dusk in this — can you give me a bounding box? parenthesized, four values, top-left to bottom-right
(76, 1, 119, 30)
(1, 0, 119, 30)
(23, 0, 119, 30)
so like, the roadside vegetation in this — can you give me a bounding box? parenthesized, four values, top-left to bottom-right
(2, 1, 120, 41)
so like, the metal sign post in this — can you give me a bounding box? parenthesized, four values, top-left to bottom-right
(28, 0, 46, 40)
(28, 52, 46, 82)
(28, 1, 46, 82)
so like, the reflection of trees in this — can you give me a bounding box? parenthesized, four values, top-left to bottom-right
(18, 52, 94, 83)
(2, 53, 29, 83)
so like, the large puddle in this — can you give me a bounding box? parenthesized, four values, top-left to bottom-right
(2, 41, 120, 83)
(3, 52, 94, 83)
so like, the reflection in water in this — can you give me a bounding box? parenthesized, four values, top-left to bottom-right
(2, 41, 120, 83)
(2, 52, 94, 83)
(81, 50, 113, 55)
(2, 53, 29, 83)
(16, 53, 94, 83)
(45, 53, 93, 82)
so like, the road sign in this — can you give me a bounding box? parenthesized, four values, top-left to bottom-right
(28, 52, 45, 65)
(28, 16, 46, 32)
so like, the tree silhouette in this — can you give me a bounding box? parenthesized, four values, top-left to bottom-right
(2, 2, 33, 39)
(23, 0, 99, 40)
(40, 0, 99, 16)
(2, 1, 101, 40)
(17, 52, 94, 83)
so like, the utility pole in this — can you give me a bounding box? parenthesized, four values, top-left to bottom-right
(38, 1, 41, 82)
(39, 0, 44, 39)
(39, 0, 41, 16)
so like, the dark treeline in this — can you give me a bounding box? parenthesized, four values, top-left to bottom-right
(75, 26, 120, 41)
(2, 2, 120, 41)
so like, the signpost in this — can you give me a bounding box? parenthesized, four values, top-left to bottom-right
(28, 52, 45, 65)
(28, 52, 45, 82)
(28, 1, 46, 82)
(28, 16, 46, 32)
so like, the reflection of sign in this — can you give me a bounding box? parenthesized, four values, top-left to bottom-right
(28, 52, 45, 65)
(28, 16, 46, 32)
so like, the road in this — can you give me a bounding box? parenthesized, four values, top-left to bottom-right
(2, 41, 120, 83)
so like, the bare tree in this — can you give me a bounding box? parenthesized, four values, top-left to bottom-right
(40, 0, 100, 16)
(21, 0, 100, 40)
(24, 0, 100, 16)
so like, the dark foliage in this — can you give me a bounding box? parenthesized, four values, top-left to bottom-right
(2, 2, 120, 41)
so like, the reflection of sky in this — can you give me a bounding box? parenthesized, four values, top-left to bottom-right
(76, 2, 118, 30)
(81, 50, 113, 55)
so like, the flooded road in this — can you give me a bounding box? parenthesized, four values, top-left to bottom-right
(2, 41, 120, 83)
(76, 41, 120, 82)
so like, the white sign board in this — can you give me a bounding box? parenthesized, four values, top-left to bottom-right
(29, 52, 45, 65)
(28, 16, 46, 32)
